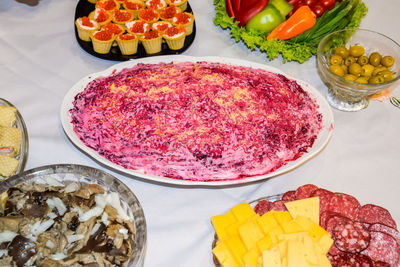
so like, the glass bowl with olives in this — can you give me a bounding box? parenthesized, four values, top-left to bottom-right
(317, 29, 400, 111)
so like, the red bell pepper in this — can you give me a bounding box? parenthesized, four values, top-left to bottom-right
(226, 0, 269, 27)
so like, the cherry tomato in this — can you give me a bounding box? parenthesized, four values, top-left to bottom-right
(291, 0, 307, 13)
(319, 0, 336, 10)
(311, 3, 325, 17)
(305, 0, 316, 6)
(287, 0, 299, 5)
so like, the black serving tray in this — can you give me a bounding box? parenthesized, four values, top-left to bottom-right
(74, 0, 196, 61)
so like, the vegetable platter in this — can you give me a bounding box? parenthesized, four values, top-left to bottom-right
(214, 0, 367, 63)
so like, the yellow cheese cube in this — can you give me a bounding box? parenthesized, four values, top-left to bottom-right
(284, 197, 319, 225)
(276, 240, 288, 258)
(225, 235, 248, 266)
(231, 203, 257, 222)
(267, 226, 284, 244)
(226, 221, 243, 237)
(303, 235, 318, 266)
(316, 234, 334, 256)
(277, 232, 308, 243)
(238, 220, 265, 250)
(273, 211, 293, 225)
(243, 248, 260, 267)
(258, 212, 279, 234)
(257, 235, 273, 252)
(213, 240, 241, 267)
(262, 246, 282, 267)
(212, 212, 238, 240)
(317, 254, 332, 267)
(286, 239, 314, 267)
(294, 216, 328, 241)
(281, 220, 305, 234)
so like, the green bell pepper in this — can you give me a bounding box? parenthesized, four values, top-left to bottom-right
(245, 5, 284, 33)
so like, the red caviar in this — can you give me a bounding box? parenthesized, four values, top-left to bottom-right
(93, 30, 113, 41)
(103, 23, 123, 34)
(118, 33, 137, 40)
(95, 9, 110, 22)
(143, 30, 159, 39)
(174, 13, 191, 24)
(146, 0, 166, 9)
(114, 9, 132, 22)
(125, 1, 143, 10)
(96, 0, 117, 11)
(129, 21, 150, 33)
(160, 5, 179, 19)
(81, 16, 95, 27)
(153, 22, 171, 32)
(139, 9, 159, 22)
(164, 26, 185, 37)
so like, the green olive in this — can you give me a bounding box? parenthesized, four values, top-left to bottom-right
(330, 65, 345, 77)
(373, 66, 387, 76)
(330, 55, 343, 65)
(357, 56, 369, 66)
(354, 77, 368, 84)
(340, 64, 348, 75)
(361, 64, 375, 77)
(335, 46, 349, 58)
(377, 70, 395, 82)
(344, 74, 358, 81)
(349, 63, 362, 76)
(369, 52, 382, 67)
(344, 56, 356, 66)
(381, 56, 395, 67)
(349, 45, 365, 57)
(369, 75, 385, 84)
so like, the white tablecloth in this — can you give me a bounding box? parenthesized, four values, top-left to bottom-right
(1, 0, 400, 266)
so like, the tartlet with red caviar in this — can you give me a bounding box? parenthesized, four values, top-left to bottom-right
(122, 0, 145, 19)
(140, 30, 163, 54)
(145, 0, 167, 12)
(88, 8, 112, 26)
(152, 21, 172, 35)
(172, 12, 194, 35)
(90, 29, 116, 54)
(138, 8, 160, 24)
(125, 20, 151, 37)
(95, 0, 120, 12)
(116, 33, 139, 55)
(159, 5, 180, 22)
(112, 9, 133, 25)
(167, 0, 187, 12)
(75, 16, 99, 42)
(163, 26, 186, 50)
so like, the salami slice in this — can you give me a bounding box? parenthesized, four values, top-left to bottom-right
(269, 200, 287, 212)
(369, 223, 400, 247)
(325, 214, 350, 236)
(361, 231, 400, 266)
(254, 200, 272, 215)
(294, 184, 319, 200)
(282, 190, 296, 201)
(358, 204, 397, 229)
(311, 188, 333, 215)
(332, 221, 370, 253)
(328, 192, 360, 221)
(330, 253, 374, 267)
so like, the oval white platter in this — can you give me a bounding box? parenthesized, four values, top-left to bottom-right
(60, 55, 334, 186)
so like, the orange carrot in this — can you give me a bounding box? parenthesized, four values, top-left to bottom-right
(267, 5, 316, 41)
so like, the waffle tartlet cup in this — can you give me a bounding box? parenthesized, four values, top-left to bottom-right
(163, 27, 185, 50)
(159, 5, 180, 23)
(95, 0, 121, 12)
(75, 19, 99, 42)
(116, 34, 139, 55)
(172, 12, 194, 35)
(90, 31, 116, 54)
(112, 9, 134, 25)
(88, 0, 98, 3)
(138, 8, 160, 24)
(167, 0, 187, 12)
(122, 0, 145, 19)
(140, 35, 162, 54)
